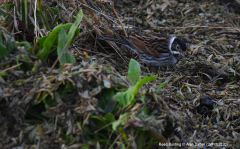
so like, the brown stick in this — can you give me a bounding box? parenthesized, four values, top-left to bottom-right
(67, 0, 128, 65)
(79, 0, 114, 36)
(81, 1, 128, 65)
(82, 15, 128, 65)
(0, 63, 22, 73)
(110, 3, 128, 37)
(157, 26, 240, 32)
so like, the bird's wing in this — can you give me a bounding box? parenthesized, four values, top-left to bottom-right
(128, 34, 172, 58)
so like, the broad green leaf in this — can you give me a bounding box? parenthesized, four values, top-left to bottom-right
(57, 10, 83, 64)
(57, 27, 76, 64)
(97, 88, 117, 111)
(127, 59, 141, 85)
(105, 113, 115, 123)
(38, 24, 62, 61)
(117, 76, 157, 107)
(36, 36, 48, 50)
(81, 145, 90, 149)
(0, 44, 7, 60)
(67, 9, 83, 40)
(62, 23, 77, 31)
(61, 23, 80, 44)
(104, 95, 117, 113)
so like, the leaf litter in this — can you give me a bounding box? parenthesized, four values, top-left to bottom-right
(1, 0, 240, 148)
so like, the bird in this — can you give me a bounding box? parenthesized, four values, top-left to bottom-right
(98, 33, 187, 67)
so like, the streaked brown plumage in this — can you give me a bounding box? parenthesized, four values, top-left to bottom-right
(98, 34, 187, 67)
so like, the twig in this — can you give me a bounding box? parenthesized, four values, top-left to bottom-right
(193, 28, 216, 37)
(110, 3, 128, 37)
(212, 31, 240, 36)
(83, 15, 128, 65)
(157, 26, 240, 32)
(0, 63, 22, 73)
(74, 46, 109, 57)
(105, 61, 130, 86)
(229, 40, 240, 52)
(79, 0, 114, 36)
(67, 0, 129, 66)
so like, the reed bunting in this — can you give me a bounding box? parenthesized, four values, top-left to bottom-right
(98, 34, 187, 67)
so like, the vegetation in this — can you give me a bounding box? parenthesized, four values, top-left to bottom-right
(1, 0, 240, 148)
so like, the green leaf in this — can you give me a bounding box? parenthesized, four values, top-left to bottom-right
(117, 76, 157, 107)
(57, 10, 83, 65)
(61, 23, 80, 44)
(57, 27, 76, 64)
(127, 59, 141, 85)
(156, 81, 168, 93)
(62, 23, 77, 31)
(104, 95, 117, 113)
(112, 113, 129, 131)
(38, 24, 62, 61)
(139, 95, 146, 103)
(97, 88, 117, 113)
(90, 115, 107, 127)
(0, 44, 7, 60)
(104, 113, 115, 123)
(81, 145, 90, 149)
(36, 36, 48, 50)
(0, 30, 16, 60)
(37, 10, 83, 63)
(67, 9, 83, 40)
(5, 34, 16, 54)
(0, 72, 9, 78)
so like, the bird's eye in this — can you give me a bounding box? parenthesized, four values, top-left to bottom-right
(176, 45, 180, 50)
